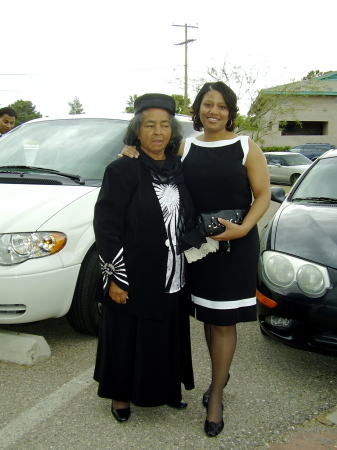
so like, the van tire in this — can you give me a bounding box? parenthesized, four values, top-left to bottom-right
(67, 246, 101, 336)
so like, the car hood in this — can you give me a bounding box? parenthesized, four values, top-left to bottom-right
(0, 184, 98, 231)
(272, 203, 337, 269)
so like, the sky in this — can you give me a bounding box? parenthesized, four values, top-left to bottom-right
(1, 0, 335, 117)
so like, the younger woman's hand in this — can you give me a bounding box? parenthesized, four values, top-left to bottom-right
(118, 146, 140, 158)
(211, 218, 248, 241)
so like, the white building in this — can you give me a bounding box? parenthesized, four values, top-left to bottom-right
(252, 72, 337, 148)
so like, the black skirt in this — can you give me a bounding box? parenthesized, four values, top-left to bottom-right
(188, 227, 260, 326)
(93, 289, 194, 407)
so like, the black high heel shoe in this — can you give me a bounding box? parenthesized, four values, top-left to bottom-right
(204, 403, 224, 437)
(111, 403, 131, 423)
(202, 373, 230, 407)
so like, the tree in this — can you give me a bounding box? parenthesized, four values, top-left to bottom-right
(125, 95, 138, 113)
(192, 63, 261, 116)
(8, 99, 42, 126)
(243, 85, 308, 143)
(68, 96, 85, 114)
(191, 63, 272, 142)
(302, 70, 333, 80)
(172, 94, 191, 114)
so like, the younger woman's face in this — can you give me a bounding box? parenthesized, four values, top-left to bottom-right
(198, 89, 230, 133)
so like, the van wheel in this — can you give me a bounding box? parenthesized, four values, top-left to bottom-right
(67, 246, 102, 336)
(290, 173, 300, 185)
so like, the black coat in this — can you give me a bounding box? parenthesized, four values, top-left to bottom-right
(94, 155, 186, 321)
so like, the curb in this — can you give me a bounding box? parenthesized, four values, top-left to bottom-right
(268, 406, 337, 449)
(0, 329, 51, 365)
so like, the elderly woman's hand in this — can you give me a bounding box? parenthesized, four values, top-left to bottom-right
(109, 281, 128, 304)
(118, 145, 140, 158)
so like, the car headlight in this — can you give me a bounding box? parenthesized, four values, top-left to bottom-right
(297, 264, 326, 295)
(264, 254, 294, 287)
(0, 232, 67, 265)
(262, 251, 330, 297)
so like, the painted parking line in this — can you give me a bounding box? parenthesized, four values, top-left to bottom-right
(0, 366, 95, 449)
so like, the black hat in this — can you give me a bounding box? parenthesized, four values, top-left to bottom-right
(134, 93, 176, 116)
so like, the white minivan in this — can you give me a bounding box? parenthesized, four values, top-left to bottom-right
(0, 114, 197, 335)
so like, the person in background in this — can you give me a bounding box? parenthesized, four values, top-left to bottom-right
(93, 93, 195, 424)
(120, 82, 270, 437)
(0, 107, 17, 137)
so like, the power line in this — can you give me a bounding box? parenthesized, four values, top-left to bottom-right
(173, 23, 198, 113)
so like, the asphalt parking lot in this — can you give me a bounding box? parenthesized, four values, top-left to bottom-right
(0, 199, 336, 449)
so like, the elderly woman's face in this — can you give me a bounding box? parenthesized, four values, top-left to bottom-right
(138, 108, 172, 160)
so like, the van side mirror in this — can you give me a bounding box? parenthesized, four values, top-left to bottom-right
(271, 187, 286, 204)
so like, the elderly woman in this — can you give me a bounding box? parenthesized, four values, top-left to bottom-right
(93, 94, 195, 423)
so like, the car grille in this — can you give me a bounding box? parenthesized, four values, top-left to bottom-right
(0, 304, 27, 318)
(0, 178, 62, 185)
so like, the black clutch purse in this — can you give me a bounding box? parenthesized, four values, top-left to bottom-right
(197, 209, 246, 237)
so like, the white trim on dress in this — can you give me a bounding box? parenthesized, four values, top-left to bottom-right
(192, 295, 256, 310)
(182, 136, 250, 164)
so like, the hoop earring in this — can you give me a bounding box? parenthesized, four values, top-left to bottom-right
(195, 115, 203, 129)
(226, 119, 233, 129)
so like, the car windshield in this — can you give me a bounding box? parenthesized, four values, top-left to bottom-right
(266, 154, 310, 166)
(291, 157, 337, 201)
(0, 118, 129, 181)
(283, 154, 311, 166)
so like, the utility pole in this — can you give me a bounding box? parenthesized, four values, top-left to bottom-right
(173, 23, 198, 114)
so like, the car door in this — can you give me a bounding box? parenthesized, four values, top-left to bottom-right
(267, 155, 285, 183)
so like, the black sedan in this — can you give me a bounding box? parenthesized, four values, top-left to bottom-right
(257, 149, 337, 356)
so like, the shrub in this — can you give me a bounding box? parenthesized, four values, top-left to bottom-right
(261, 146, 291, 152)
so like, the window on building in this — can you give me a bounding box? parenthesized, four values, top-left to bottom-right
(279, 121, 327, 136)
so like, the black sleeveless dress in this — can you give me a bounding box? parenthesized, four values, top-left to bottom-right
(182, 136, 259, 326)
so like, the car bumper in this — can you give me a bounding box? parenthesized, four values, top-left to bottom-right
(256, 284, 337, 356)
(0, 255, 80, 324)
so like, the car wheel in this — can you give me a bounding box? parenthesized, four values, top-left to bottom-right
(67, 245, 102, 336)
(290, 173, 300, 185)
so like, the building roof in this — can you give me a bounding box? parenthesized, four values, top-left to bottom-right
(317, 72, 337, 81)
(262, 71, 337, 96)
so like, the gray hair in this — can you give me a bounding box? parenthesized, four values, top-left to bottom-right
(123, 112, 183, 154)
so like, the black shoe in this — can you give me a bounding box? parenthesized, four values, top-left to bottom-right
(167, 400, 188, 409)
(204, 402, 224, 437)
(204, 418, 224, 437)
(202, 373, 230, 407)
(111, 406, 131, 423)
